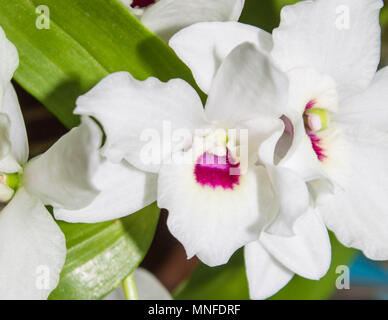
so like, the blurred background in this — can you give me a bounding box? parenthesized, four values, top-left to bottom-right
(14, 0, 388, 299)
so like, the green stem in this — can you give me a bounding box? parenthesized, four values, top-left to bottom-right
(123, 273, 139, 300)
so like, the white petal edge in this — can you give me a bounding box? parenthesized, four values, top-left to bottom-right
(142, 0, 245, 41)
(2, 83, 29, 164)
(55, 160, 157, 223)
(0, 111, 22, 174)
(24, 117, 102, 210)
(170, 21, 272, 94)
(260, 208, 331, 280)
(244, 241, 294, 300)
(0, 188, 66, 299)
(0, 27, 18, 95)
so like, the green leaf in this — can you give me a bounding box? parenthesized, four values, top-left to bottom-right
(49, 203, 159, 300)
(239, 0, 280, 32)
(381, 7, 388, 28)
(239, 0, 300, 32)
(174, 233, 357, 300)
(0, 0, 202, 128)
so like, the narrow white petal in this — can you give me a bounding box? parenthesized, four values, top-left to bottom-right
(75, 72, 206, 172)
(24, 117, 102, 210)
(0, 111, 22, 173)
(170, 21, 272, 93)
(142, 0, 245, 41)
(205, 42, 288, 124)
(55, 160, 157, 223)
(265, 165, 309, 236)
(272, 0, 383, 99)
(260, 208, 331, 280)
(2, 83, 28, 164)
(319, 125, 388, 260)
(0, 188, 66, 299)
(244, 241, 294, 300)
(0, 27, 18, 92)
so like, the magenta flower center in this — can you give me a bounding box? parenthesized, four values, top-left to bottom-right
(131, 0, 156, 8)
(194, 150, 240, 190)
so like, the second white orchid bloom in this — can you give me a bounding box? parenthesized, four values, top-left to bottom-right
(0, 28, 103, 299)
(169, 0, 388, 299)
(119, 0, 245, 40)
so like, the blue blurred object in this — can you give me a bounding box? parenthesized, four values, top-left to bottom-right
(348, 253, 388, 300)
(350, 254, 388, 286)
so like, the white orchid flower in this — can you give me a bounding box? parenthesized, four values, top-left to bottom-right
(53, 37, 319, 270)
(119, 0, 245, 40)
(169, 0, 387, 298)
(0, 28, 103, 299)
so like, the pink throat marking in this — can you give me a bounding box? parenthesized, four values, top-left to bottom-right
(304, 100, 326, 162)
(305, 100, 316, 110)
(307, 132, 326, 162)
(194, 151, 240, 190)
(131, 0, 155, 8)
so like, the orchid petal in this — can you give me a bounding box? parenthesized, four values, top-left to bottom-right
(319, 125, 388, 260)
(205, 42, 288, 124)
(170, 21, 272, 93)
(2, 83, 28, 165)
(24, 117, 102, 211)
(0, 188, 66, 299)
(244, 241, 294, 300)
(158, 155, 274, 267)
(55, 160, 157, 223)
(75, 72, 206, 172)
(261, 208, 331, 280)
(142, 0, 245, 41)
(0, 27, 18, 93)
(336, 67, 388, 132)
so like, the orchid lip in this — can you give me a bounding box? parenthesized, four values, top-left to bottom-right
(194, 150, 240, 190)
